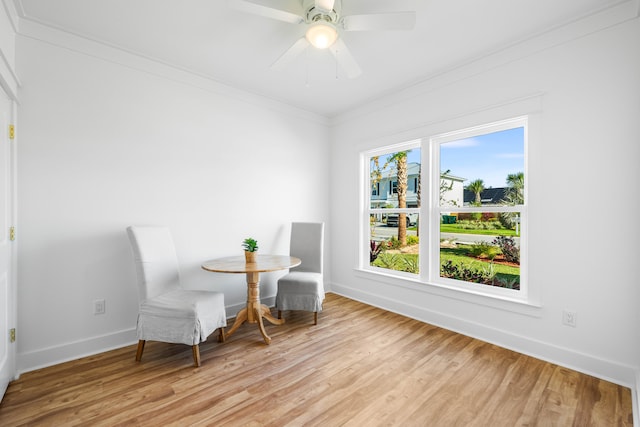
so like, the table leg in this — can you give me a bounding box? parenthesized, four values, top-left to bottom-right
(260, 304, 285, 326)
(227, 271, 285, 345)
(254, 307, 271, 345)
(224, 307, 247, 339)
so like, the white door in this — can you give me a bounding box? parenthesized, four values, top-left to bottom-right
(0, 87, 16, 402)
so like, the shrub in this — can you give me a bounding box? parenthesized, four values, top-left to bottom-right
(468, 243, 485, 257)
(386, 236, 401, 250)
(376, 253, 399, 269)
(492, 236, 520, 263)
(384, 235, 419, 249)
(453, 219, 504, 231)
(401, 256, 419, 273)
(481, 212, 497, 221)
(440, 260, 494, 284)
(495, 276, 520, 290)
(469, 242, 499, 259)
(370, 240, 383, 263)
(498, 212, 521, 230)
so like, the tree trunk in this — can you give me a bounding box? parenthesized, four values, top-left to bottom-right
(397, 155, 408, 246)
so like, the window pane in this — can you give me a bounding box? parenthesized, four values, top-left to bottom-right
(440, 127, 524, 208)
(368, 148, 421, 274)
(370, 149, 421, 210)
(439, 212, 520, 289)
(370, 214, 420, 274)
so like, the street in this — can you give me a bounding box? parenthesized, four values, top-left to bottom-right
(371, 223, 520, 245)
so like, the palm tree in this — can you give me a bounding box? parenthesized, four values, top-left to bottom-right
(466, 179, 485, 206)
(500, 172, 524, 230)
(370, 156, 382, 194)
(504, 172, 524, 204)
(371, 151, 411, 246)
(387, 151, 409, 246)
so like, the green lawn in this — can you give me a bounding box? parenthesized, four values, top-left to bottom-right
(440, 224, 518, 236)
(371, 244, 520, 289)
(371, 253, 419, 273)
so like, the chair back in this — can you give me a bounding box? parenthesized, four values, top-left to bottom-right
(126, 226, 182, 301)
(290, 222, 324, 274)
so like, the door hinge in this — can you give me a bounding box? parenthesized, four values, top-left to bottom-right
(9, 124, 15, 140)
(9, 226, 15, 241)
(10, 328, 16, 343)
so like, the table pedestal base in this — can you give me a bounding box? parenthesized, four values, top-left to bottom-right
(225, 271, 284, 344)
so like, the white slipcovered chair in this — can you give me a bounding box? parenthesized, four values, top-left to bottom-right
(126, 226, 227, 367)
(276, 222, 325, 325)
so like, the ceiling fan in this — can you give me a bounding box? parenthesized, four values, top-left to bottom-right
(229, 0, 416, 78)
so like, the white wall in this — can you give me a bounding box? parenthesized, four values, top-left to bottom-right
(15, 29, 330, 371)
(330, 11, 640, 390)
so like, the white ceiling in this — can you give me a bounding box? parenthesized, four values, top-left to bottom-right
(14, 0, 622, 117)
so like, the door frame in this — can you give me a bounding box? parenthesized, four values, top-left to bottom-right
(0, 88, 17, 402)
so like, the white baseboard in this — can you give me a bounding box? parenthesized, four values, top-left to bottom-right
(331, 283, 638, 389)
(17, 328, 137, 375)
(16, 297, 279, 375)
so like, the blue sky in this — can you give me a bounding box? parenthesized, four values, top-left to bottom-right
(440, 127, 524, 188)
(373, 127, 524, 188)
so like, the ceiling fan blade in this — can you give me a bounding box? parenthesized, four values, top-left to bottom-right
(228, 0, 303, 24)
(342, 11, 416, 31)
(329, 39, 362, 79)
(315, 0, 335, 12)
(271, 37, 310, 70)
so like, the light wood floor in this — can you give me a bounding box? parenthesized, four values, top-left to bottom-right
(0, 293, 633, 426)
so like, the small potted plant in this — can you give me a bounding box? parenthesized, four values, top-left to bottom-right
(242, 237, 258, 263)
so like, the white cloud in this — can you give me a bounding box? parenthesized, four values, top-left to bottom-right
(441, 137, 480, 149)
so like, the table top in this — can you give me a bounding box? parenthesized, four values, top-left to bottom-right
(201, 254, 301, 274)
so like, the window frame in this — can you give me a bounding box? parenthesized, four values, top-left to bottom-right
(364, 140, 422, 277)
(361, 117, 531, 304)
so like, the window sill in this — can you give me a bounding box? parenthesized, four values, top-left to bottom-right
(354, 267, 542, 318)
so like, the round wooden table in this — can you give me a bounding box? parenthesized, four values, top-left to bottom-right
(202, 254, 301, 344)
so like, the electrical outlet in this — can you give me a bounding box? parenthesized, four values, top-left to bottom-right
(562, 309, 576, 327)
(94, 299, 105, 315)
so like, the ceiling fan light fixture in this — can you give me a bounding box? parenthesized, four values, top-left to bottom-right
(305, 21, 338, 49)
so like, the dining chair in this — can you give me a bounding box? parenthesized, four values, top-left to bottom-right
(126, 226, 227, 367)
(276, 222, 325, 325)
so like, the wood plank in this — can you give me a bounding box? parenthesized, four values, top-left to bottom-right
(0, 293, 633, 426)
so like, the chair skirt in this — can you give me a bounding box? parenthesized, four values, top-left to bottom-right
(137, 289, 227, 345)
(276, 272, 324, 312)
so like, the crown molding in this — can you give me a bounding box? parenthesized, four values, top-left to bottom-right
(14, 12, 330, 126)
(330, 0, 640, 126)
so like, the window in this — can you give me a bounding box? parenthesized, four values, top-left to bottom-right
(363, 117, 527, 300)
(367, 142, 421, 275)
